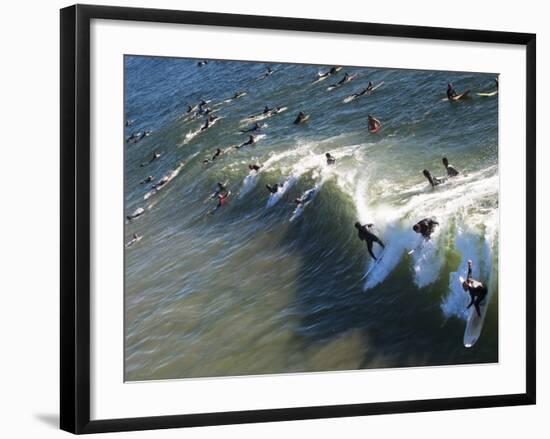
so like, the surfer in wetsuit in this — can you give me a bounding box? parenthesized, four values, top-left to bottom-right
(366, 81, 374, 93)
(203, 148, 222, 164)
(368, 115, 381, 133)
(201, 114, 217, 131)
(413, 218, 439, 239)
(423, 169, 447, 187)
(266, 183, 281, 194)
(294, 111, 308, 124)
(447, 83, 458, 100)
(442, 157, 459, 177)
(248, 164, 262, 172)
(354, 221, 385, 260)
(326, 152, 336, 165)
(235, 135, 257, 149)
(295, 189, 315, 207)
(263, 105, 272, 114)
(462, 260, 488, 318)
(241, 122, 263, 133)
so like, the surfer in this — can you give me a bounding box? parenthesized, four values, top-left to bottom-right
(197, 60, 208, 67)
(248, 164, 262, 172)
(447, 83, 458, 100)
(203, 148, 223, 164)
(140, 175, 155, 185)
(125, 233, 141, 248)
(442, 157, 460, 177)
(423, 169, 447, 187)
(235, 135, 258, 149)
(261, 67, 274, 78)
(201, 114, 218, 131)
(413, 218, 439, 239)
(295, 189, 315, 207)
(140, 151, 161, 167)
(240, 122, 263, 133)
(462, 260, 488, 318)
(126, 207, 145, 221)
(207, 182, 228, 201)
(368, 115, 381, 133)
(266, 183, 281, 194)
(319, 66, 339, 78)
(366, 81, 374, 93)
(233, 91, 245, 99)
(263, 105, 273, 114)
(293, 111, 308, 124)
(325, 153, 336, 165)
(354, 221, 385, 260)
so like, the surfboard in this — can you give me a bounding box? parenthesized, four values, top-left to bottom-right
(361, 248, 387, 281)
(476, 91, 498, 97)
(449, 90, 470, 101)
(459, 276, 489, 348)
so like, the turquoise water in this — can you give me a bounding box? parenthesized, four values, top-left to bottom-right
(124, 56, 498, 381)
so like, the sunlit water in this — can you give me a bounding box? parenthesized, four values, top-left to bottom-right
(124, 56, 498, 381)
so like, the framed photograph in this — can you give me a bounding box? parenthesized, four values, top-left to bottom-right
(60, 4, 536, 434)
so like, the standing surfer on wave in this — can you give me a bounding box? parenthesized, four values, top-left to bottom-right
(354, 221, 385, 260)
(462, 260, 488, 317)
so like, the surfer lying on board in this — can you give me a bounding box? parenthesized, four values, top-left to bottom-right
(126, 207, 145, 222)
(235, 135, 258, 149)
(203, 148, 222, 164)
(462, 260, 488, 318)
(413, 218, 439, 239)
(248, 164, 262, 172)
(266, 183, 282, 194)
(201, 115, 218, 131)
(240, 122, 263, 133)
(423, 169, 447, 187)
(442, 157, 459, 177)
(326, 153, 336, 165)
(319, 66, 340, 78)
(354, 222, 385, 260)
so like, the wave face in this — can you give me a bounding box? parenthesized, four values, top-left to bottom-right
(124, 56, 499, 381)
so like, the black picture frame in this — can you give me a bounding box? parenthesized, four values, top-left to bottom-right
(60, 4, 536, 434)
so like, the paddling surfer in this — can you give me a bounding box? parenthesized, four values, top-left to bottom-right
(203, 148, 222, 164)
(354, 221, 385, 260)
(442, 157, 459, 177)
(235, 135, 257, 149)
(140, 175, 155, 185)
(462, 260, 488, 318)
(413, 218, 439, 239)
(447, 83, 458, 100)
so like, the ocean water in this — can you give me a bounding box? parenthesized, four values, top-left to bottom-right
(124, 56, 499, 381)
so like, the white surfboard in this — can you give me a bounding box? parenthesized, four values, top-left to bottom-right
(459, 276, 489, 348)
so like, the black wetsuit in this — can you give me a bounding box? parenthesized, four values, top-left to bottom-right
(326, 155, 336, 165)
(266, 184, 280, 194)
(447, 85, 458, 100)
(414, 218, 439, 238)
(465, 264, 488, 317)
(445, 164, 459, 177)
(357, 224, 385, 260)
(249, 164, 261, 171)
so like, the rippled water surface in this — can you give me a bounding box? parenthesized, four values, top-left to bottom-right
(124, 56, 498, 381)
